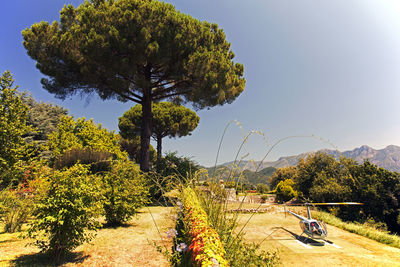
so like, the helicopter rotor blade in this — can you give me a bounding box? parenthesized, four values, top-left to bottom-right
(308, 202, 363, 206)
(285, 202, 363, 206)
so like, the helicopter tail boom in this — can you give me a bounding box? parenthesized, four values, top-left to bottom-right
(287, 210, 308, 221)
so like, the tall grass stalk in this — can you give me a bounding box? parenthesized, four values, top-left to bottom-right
(150, 122, 341, 265)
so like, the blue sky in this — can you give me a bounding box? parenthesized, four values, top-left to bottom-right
(2, 0, 400, 167)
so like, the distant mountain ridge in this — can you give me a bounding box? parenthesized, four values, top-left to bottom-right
(215, 145, 400, 173)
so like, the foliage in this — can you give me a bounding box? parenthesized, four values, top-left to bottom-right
(256, 183, 270, 194)
(274, 152, 400, 234)
(22, 94, 68, 159)
(156, 151, 200, 178)
(53, 147, 113, 174)
(119, 136, 157, 165)
(181, 187, 228, 266)
(195, 179, 280, 266)
(346, 161, 400, 233)
(102, 160, 149, 226)
(0, 71, 33, 188)
(27, 164, 102, 261)
(0, 187, 33, 233)
(146, 152, 200, 203)
(119, 102, 199, 161)
(47, 115, 126, 162)
(274, 179, 298, 203)
(296, 152, 348, 198)
(22, 0, 245, 171)
(268, 165, 298, 189)
(313, 210, 400, 249)
(309, 170, 352, 203)
(225, 239, 279, 267)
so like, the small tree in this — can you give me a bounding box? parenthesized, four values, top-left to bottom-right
(102, 160, 149, 226)
(27, 164, 102, 261)
(119, 102, 199, 162)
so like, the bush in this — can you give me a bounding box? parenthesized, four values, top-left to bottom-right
(256, 183, 270, 194)
(181, 187, 228, 266)
(274, 179, 298, 203)
(148, 152, 200, 203)
(27, 164, 102, 261)
(0, 188, 33, 233)
(156, 152, 200, 179)
(102, 160, 149, 226)
(54, 147, 114, 173)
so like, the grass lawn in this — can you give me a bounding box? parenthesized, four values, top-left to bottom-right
(234, 204, 400, 267)
(0, 206, 174, 267)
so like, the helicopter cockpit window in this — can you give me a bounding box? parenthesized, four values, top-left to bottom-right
(311, 222, 319, 229)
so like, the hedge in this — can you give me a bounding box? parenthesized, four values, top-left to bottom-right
(182, 187, 228, 267)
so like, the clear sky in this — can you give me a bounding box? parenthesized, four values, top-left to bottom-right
(2, 0, 400, 167)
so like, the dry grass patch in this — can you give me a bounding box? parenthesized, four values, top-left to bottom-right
(233, 206, 400, 267)
(0, 206, 174, 266)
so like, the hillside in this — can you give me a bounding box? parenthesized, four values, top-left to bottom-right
(206, 165, 276, 185)
(213, 145, 400, 173)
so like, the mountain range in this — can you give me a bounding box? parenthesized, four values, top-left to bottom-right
(215, 145, 400, 173)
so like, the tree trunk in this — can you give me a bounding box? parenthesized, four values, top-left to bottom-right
(156, 135, 162, 163)
(140, 88, 152, 172)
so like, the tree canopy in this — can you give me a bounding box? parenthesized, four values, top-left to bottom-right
(23, 95, 68, 142)
(22, 95, 68, 159)
(47, 115, 126, 160)
(119, 102, 199, 161)
(22, 0, 245, 171)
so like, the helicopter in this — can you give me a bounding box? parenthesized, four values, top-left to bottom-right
(284, 202, 363, 241)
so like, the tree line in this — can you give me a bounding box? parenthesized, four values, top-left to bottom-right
(270, 152, 400, 234)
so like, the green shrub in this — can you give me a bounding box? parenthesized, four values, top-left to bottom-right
(27, 164, 102, 261)
(256, 183, 270, 194)
(102, 160, 149, 226)
(0, 188, 33, 233)
(156, 152, 200, 179)
(274, 179, 298, 203)
(181, 187, 228, 266)
(226, 239, 279, 267)
(53, 147, 113, 173)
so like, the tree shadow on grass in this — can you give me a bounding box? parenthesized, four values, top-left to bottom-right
(11, 251, 89, 267)
(101, 222, 133, 229)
